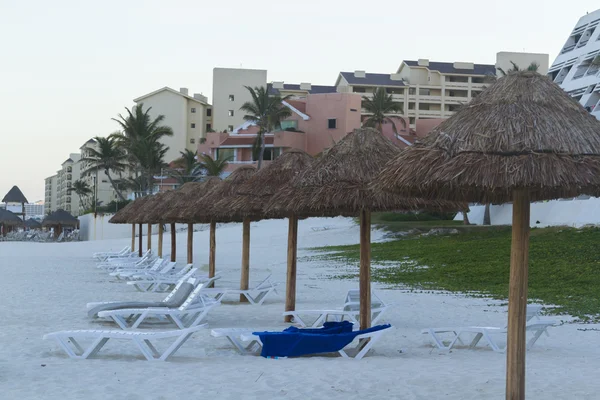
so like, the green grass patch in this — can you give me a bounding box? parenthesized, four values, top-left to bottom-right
(315, 226, 600, 321)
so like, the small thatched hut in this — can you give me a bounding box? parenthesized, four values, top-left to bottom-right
(24, 219, 42, 230)
(2, 186, 28, 219)
(0, 208, 23, 236)
(373, 71, 600, 398)
(42, 209, 79, 238)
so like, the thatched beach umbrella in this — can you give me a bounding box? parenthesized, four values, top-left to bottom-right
(373, 71, 600, 399)
(183, 166, 256, 299)
(0, 208, 23, 236)
(126, 192, 170, 257)
(42, 209, 79, 238)
(267, 127, 461, 329)
(160, 178, 222, 267)
(212, 149, 314, 317)
(109, 196, 153, 256)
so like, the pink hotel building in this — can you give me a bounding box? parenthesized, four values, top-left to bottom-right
(197, 88, 418, 172)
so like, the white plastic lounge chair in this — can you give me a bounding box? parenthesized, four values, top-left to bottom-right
(211, 324, 391, 360)
(96, 251, 154, 271)
(283, 289, 391, 328)
(97, 250, 153, 268)
(87, 269, 201, 318)
(109, 258, 167, 280)
(126, 266, 203, 293)
(43, 325, 205, 361)
(200, 275, 279, 305)
(93, 246, 131, 261)
(97, 278, 220, 330)
(421, 304, 558, 352)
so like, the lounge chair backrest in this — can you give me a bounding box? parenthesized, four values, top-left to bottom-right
(254, 275, 273, 290)
(343, 290, 385, 312)
(177, 275, 220, 310)
(158, 261, 177, 274)
(163, 282, 195, 308)
(175, 264, 194, 277)
(526, 305, 542, 321)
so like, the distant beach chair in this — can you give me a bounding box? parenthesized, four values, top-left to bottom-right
(421, 304, 558, 352)
(200, 275, 279, 305)
(93, 246, 132, 261)
(283, 289, 391, 328)
(43, 325, 205, 361)
(97, 278, 220, 330)
(212, 322, 392, 360)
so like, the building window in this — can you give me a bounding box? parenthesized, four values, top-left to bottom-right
(206, 123, 212, 132)
(191, 108, 196, 113)
(280, 120, 298, 131)
(228, 110, 234, 117)
(229, 94, 235, 101)
(216, 148, 234, 161)
(408, 102, 415, 110)
(207, 109, 212, 117)
(409, 87, 417, 95)
(228, 125, 234, 132)
(190, 138, 196, 144)
(353, 87, 366, 93)
(328, 119, 337, 129)
(191, 123, 196, 128)
(409, 117, 416, 125)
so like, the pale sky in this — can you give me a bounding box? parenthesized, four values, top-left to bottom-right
(0, 0, 594, 201)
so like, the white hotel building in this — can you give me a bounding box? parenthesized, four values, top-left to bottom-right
(549, 9, 600, 119)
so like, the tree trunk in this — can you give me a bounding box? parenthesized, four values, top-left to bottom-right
(209, 221, 216, 288)
(506, 190, 531, 400)
(462, 211, 470, 225)
(359, 209, 372, 330)
(483, 203, 491, 225)
(240, 218, 250, 302)
(105, 169, 126, 202)
(257, 130, 266, 170)
(147, 224, 152, 251)
(284, 214, 298, 322)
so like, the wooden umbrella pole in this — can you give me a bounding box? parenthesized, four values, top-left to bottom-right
(359, 209, 372, 330)
(209, 221, 216, 288)
(170, 223, 176, 262)
(506, 190, 531, 400)
(240, 218, 250, 302)
(187, 223, 193, 264)
(138, 223, 143, 256)
(157, 224, 163, 258)
(147, 224, 152, 251)
(284, 214, 299, 322)
(131, 224, 135, 252)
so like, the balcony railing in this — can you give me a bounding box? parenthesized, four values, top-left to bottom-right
(418, 95, 442, 102)
(445, 81, 469, 88)
(417, 109, 443, 117)
(578, 40, 589, 48)
(561, 44, 576, 54)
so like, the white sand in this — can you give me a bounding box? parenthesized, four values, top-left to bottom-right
(1, 217, 599, 399)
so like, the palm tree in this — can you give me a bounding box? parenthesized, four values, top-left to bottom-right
(240, 86, 292, 169)
(496, 61, 539, 77)
(80, 136, 129, 201)
(362, 87, 406, 134)
(68, 180, 93, 210)
(198, 154, 230, 177)
(168, 149, 204, 184)
(111, 104, 173, 194)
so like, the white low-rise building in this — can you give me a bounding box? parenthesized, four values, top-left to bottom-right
(549, 9, 600, 119)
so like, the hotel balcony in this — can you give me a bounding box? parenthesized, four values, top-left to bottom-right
(444, 80, 469, 88)
(445, 96, 469, 104)
(417, 109, 443, 117)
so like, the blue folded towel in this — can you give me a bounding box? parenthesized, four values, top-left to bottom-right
(253, 322, 391, 358)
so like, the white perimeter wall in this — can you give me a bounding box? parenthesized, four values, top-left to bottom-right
(455, 197, 600, 228)
(78, 213, 205, 241)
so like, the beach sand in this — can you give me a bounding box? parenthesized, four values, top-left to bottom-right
(1, 217, 599, 399)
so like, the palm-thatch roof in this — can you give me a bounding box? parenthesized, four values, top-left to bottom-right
(109, 197, 153, 224)
(129, 191, 172, 224)
(212, 149, 314, 220)
(42, 209, 79, 227)
(157, 178, 223, 224)
(0, 208, 24, 226)
(181, 166, 256, 223)
(373, 71, 600, 203)
(24, 219, 42, 229)
(266, 127, 462, 217)
(2, 186, 28, 204)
